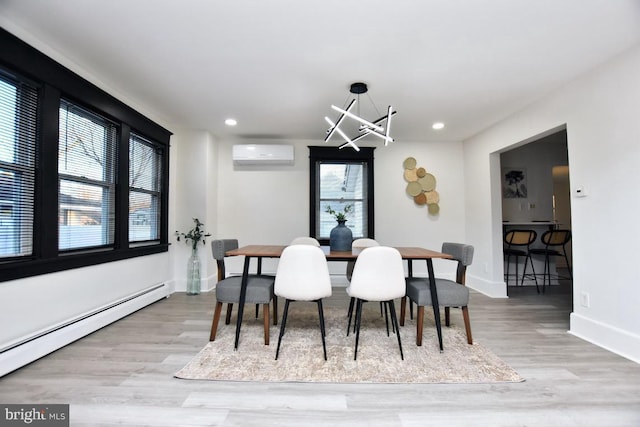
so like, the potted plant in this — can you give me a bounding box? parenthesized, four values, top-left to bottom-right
(325, 204, 353, 251)
(325, 204, 353, 223)
(176, 218, 211, 295)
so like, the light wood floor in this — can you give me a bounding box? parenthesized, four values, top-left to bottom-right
(1, 279, 639, 426)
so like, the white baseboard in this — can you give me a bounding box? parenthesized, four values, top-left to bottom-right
(174, 274, 215, 293)
(569, 312, 640, 364)
(466, 273, 508, 298)
(0, 283, 170, 377)
(330, 275, 349, 288)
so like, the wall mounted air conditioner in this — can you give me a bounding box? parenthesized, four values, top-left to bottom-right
(232, 144, 294, 165)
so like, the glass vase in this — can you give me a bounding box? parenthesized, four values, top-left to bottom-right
(186, 246, 201, 295)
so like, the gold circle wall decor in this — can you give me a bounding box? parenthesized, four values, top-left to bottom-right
(403, 157, 417, 169)
(425, 190, 439, 204)
(403, 168, 418, 182)
(403, 157, 440, 216)
(406, 181, 422, 197)
(417, 173, 436, 192)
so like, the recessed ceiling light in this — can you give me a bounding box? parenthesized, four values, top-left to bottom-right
(432, 122, 445, 130)
(225, 118, 237, 126)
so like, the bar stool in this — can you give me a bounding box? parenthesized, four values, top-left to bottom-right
(504, 229, 538, 290)
(528, 229, 572, 293)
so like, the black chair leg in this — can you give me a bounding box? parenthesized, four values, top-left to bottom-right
(384, 301, 390, 336)
(530, 254, 541, 294)
(388, 299, 404, 360)
(386, 301, 395, 334)
(522, 253, 539, 291)
(542, 254, 550, 293)
(275, 299, 290, 360)
(388, 302, 395, 333)
(317, 299, 327, 361)
(563, 251, 573, 280)
(530, 254, 538, 289)
(346, 296, 355, 336)
(354, 299, 363, 360)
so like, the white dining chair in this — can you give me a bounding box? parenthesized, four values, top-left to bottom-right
(289, 236, 321, 246)
(348, 246, 406, 360)
(346, 238, 380, 333)
(274, 244, 332, 360)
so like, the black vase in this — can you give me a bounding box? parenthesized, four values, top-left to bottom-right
(329, 220, 353, 251)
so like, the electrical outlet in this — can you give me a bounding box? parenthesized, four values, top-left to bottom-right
(575, 186, 587, 198)
(580, 292, 590, 308)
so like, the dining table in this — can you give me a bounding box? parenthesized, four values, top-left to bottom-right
(224, 244, 452, 352)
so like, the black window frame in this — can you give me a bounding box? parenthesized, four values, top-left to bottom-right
(309, 146, 375, 245)
(0, 28, 171, 282)
(128, 131, 164, 245)
(0, 69, 38, 260)
(58, 98, 119, 252)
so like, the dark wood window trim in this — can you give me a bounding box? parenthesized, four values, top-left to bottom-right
(308, 146, 375, 245)
(0, 28, 172, 282)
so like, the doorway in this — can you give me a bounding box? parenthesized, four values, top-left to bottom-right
(500, 129, 572, 297)
(552, 165, 572, 266)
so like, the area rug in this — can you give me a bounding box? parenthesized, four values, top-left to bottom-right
(175, 305, 524, 384)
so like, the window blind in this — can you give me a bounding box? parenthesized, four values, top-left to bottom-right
(317, 162, 368, 239)
(58, 99, 117, 250)
(0, 73, 37, 258)
(129, 132, 162, 243)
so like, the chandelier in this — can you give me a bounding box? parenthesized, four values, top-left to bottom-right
(324, 82, 396, 151)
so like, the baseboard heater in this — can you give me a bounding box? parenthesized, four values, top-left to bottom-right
(0, 283, 169, 377)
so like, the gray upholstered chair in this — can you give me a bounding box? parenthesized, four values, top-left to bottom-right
(401, 242, 474, 346)
(209, 239, 277, 345)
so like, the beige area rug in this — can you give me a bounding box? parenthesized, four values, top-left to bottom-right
(175, 304, 524, 384)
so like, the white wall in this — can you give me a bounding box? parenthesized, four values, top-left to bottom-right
(0, 29, 177, 362)
(464, 44, 640, 362)
(200, 138, 467, 281)
(500, 131, 569, 222)
(5, 19, 638, 371)
(0, 254, 171, 349)
(171, 130, 219, 292)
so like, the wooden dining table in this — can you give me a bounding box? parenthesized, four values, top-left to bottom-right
(225, 244, 452, 351)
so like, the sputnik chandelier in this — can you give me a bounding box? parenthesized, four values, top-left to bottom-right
(324, 82, 396, 151)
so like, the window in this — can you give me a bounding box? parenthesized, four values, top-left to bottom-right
(129, 132, 163, 244)
(309, 146, 375, 244)
(0, 28, 171, 282)
(0, 72, 38, 259)
(317, 163, 367, 238)
(58, 100, 117, 250)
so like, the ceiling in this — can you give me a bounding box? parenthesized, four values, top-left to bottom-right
(1, 0, 640, 144)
